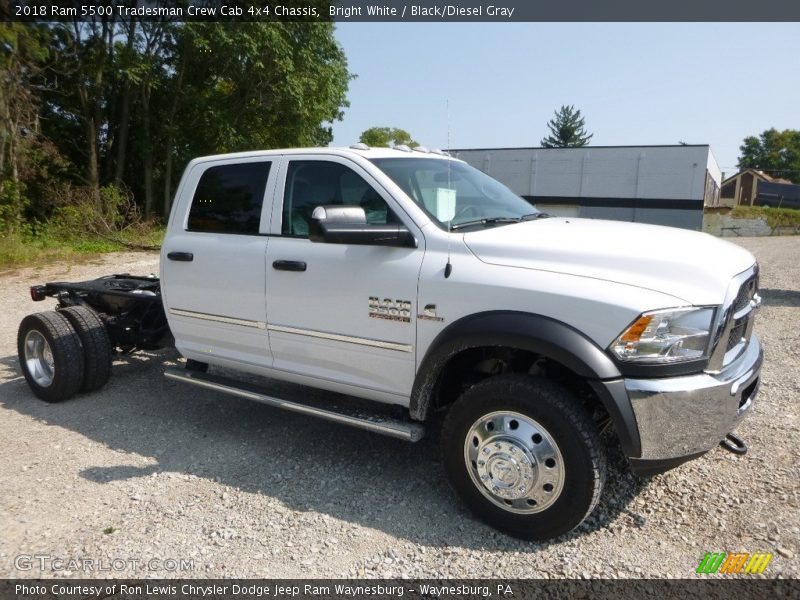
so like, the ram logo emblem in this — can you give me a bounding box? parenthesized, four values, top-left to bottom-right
(418, 303, 444, 322)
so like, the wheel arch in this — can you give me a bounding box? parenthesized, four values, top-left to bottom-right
(410, 311, 641, 457)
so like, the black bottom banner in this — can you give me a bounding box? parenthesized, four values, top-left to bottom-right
(2, 579, 799, 600)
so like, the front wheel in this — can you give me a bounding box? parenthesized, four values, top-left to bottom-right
(441, 374, 606, 540)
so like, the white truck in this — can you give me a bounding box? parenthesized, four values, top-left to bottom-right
(18, 145, 762, 540)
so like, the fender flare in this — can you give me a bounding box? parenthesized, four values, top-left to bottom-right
(410, 311, 641, 457)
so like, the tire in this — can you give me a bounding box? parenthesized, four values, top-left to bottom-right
(59, 305, 112, 393)
(441, 374, 606, 540)
(17, 311, 85, 403)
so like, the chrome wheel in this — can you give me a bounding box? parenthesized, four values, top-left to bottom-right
(24, 330, 55, 388)
(464, 411, 565, 513)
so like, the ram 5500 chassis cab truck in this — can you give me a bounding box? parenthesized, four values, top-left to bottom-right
(18, 146, 763, 540)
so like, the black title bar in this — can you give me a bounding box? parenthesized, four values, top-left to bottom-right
(4, 0, 800, 22)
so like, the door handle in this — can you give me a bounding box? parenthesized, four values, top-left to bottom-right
(167, 251, 194, 262)
(272, 260, 307, 272)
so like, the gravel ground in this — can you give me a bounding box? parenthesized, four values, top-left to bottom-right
(0, 239, 798, 580)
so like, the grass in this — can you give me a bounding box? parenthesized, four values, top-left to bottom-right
(731, 205, 800, 230)
(0, 225, 164, 272)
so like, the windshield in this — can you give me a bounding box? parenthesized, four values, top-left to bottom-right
(370, 157, 540, 230)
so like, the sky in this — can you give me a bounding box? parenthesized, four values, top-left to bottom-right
(331, 23, 800, 177)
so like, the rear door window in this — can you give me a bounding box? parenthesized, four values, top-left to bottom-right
(188, 162, 272, 234)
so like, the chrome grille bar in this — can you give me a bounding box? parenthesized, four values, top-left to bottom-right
(706, 264, 759, 374)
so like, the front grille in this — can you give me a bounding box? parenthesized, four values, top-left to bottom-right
(708, 265, 759, 372)
(732, 276, 758, 313)
(724, 273, 758, 362)
(726, 318, 748, 351)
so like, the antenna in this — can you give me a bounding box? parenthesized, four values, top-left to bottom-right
(444, 99, 453, 279)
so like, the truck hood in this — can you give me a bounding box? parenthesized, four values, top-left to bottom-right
(462, 217, 756, 305)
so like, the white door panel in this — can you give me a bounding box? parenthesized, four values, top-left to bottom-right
(266, 238, 420, 395)
(264, 155, 424, 399)
(162, 233, 269, 365)
(162, 158, 277, 367)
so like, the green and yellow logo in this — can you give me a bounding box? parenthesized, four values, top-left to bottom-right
(696, 552, 773, 574)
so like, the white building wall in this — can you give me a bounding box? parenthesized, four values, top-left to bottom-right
(451, 145, 721, 230)
(454, 146, 715, 200)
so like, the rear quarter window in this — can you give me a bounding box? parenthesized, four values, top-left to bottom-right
(187, 162, 271, 234)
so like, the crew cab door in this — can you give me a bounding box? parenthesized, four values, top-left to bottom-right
(161, 157, 278, 367)
(264, 155, 424, 399)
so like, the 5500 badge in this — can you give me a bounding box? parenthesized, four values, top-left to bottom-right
(369, 297, 412, 323)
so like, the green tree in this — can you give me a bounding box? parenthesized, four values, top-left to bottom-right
(158, 22, 350, 214)
(359, 126, 416, 148)
(33, 20, 351, 218)
(540, 105, 593, 148)
(0, 24, 63, 231)
(0, 24, 47, 185)
(738, 128, 800, 184)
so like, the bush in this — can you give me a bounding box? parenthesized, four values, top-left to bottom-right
(0, 180, 30, 235)
(50, 185, 146, 239)
(0, 184, 164, 270)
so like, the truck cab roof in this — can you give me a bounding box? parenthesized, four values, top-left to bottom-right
(187, 146, 457, 165)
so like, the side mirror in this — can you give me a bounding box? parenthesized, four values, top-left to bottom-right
(308, 205, 417, 248)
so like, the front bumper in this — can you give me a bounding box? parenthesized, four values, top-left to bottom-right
(625, 333, 763, 469)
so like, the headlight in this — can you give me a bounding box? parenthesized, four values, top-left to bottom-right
(611, 307, 715, 363)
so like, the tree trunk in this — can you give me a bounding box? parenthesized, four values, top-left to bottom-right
(162, 54, 186, 217)
(100, 20, 121, 185)
(78, 85, 101, 206)
(9, 113, 18, 182)
(86, 125, 99, 196)
(162, 140, 173, 217)
(72, 21, 104, 207)
(113, 86, 133, 186)
(137, 22, 167, 220)
(0, 90, 7, 177)
(141, 86, 153, 219)
(113, 20, 137, 186)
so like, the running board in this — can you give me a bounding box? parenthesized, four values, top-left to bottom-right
(164, 368, 425, 442)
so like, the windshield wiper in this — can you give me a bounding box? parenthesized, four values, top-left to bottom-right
(450, 213, 549, 231)
(449, 217, 522, 231)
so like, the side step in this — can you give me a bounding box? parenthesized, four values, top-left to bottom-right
(164, 368, 425, 442)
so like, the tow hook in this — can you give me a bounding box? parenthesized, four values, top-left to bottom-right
(719, 432, 748, 455)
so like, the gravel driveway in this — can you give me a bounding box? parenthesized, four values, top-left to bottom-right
(1, 238, 798, 580)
